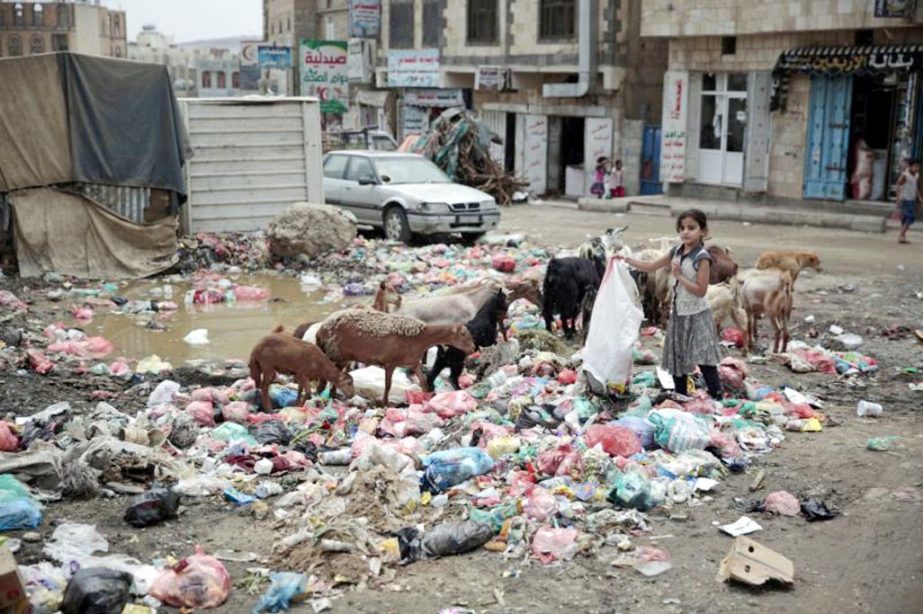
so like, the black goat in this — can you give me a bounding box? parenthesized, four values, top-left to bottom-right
(427, 289, 507, 390)
(542, 256, 601, 339)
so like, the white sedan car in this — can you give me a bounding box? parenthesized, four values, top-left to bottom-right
(322, 150, 501, 243)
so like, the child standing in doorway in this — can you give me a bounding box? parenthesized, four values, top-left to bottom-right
(895, 158, 920, 244)
(611, 159, 625, 198)
(613, 209, 724, 398)
(590, 156, 610, 198)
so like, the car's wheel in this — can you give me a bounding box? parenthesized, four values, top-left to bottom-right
(383, 206, 412, 243)
(460, 232, 486, 246)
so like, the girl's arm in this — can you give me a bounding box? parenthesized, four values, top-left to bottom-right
(672, 258, 710, 297)
(616, 251, 671, 273)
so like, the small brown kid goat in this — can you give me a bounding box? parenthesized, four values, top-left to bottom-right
(249, 326, 355, 411)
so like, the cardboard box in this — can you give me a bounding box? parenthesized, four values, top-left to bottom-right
(0, 547, 27, 613)
(717, 536, 794, 586)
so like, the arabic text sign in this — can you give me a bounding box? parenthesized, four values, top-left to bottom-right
(660, 70, 688, 184)
(349, 0, 381, 38)
(258, 46, 292, 69)
(387, 49, 440, 88)
(300, 40, 349, 114)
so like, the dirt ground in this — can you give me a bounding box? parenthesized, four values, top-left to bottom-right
(2, 203, 922, 613)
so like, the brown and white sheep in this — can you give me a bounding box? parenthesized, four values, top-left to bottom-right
(249, 326, 355, 411)
(315, 309, 475, 406)
(754, 250, 822, 284)
(740, 268, 795, 353)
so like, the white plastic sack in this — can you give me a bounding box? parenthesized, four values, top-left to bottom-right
(183, 329, 209, 345)
(349, 366, 420, 404)
(582, 261, 644, 392)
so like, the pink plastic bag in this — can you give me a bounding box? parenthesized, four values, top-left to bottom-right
(186, 401, 215, 427)
(150, 545, 231, 609)
(556, 369, 578, 385)
(423, 391, 477, 419)
(0, 290, 27, 311)
(0, 421, 19, 452)
(584, 425, 642, 458)
(537, 443, 583, 478)
(491, 255, 516, 273)
(532, 526, 578, 565)
(222, 401, 251, 424)
(524, 487, 557, 521)
(763, 490, 800, 516)
(70, 306, 94, 320)
(233, 285, 270, 301)
(27, 349, 54, 374)
(192, 387, 230, 405)
(720, 328, 746, 348)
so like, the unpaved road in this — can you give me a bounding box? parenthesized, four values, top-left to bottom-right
(2, 203, 922, 613)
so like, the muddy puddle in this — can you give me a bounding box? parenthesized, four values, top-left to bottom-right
(82, 275, 344, 364)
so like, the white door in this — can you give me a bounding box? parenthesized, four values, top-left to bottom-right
(696, 74, 747, 187)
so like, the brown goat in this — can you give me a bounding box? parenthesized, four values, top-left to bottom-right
(315, 310, 475, 406)
(707, 245, 739, 285)
(249, 326, 355, 411)
(740, 269, 794, 353)
(372, 280, 402, 312)
(754, 250, 821, 284)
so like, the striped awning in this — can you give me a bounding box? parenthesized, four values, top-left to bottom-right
(771, 44, 923, 111)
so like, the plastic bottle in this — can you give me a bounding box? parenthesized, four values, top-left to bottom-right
(856, 400, 883, 417)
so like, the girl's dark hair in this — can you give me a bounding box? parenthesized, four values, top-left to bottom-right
(676, 208, 708, 232)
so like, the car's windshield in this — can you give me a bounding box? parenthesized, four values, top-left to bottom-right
(374, 157, 451, 184)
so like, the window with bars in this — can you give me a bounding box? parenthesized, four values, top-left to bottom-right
(57, 6, 70, 28)
(389, 0, 414, 49)
(33, 4, 43, 27)
(539, 0, 575, 41)
(202, 71, 212, 88)
(467, 0, 497, 45)
(30, 35, 43, 55)
(52, 34, 67, 51)
(422, 0, 442, 47)
(217, 72, 227, 89)
(9, 35, 22, 56)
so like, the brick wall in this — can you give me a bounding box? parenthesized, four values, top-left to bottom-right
(642, 0, 916, 38)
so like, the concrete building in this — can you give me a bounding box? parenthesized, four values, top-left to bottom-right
(128, 25, 198, 96)
(643, 0, 923, 208)
(0, 0, 126, 59)
(341, 0, 666, 197)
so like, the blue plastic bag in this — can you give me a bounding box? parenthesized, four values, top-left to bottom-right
(0, 498, 43, 531)
(269, 386, 299, 409)
(252, 572, 307, 613)
(421, 447, 494, 494)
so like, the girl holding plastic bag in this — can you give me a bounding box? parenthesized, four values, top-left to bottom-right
(613, 209, 723, 398)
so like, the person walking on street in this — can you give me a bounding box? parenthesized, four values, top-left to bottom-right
(896, 158, 920, 244)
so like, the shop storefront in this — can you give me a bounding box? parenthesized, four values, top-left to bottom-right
(772, 44, 923, 202)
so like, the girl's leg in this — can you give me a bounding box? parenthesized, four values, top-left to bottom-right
(700, 365, 723, 399)
(672, 374, 688, 395)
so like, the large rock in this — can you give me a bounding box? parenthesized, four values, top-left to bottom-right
(267, 203, 357, 259)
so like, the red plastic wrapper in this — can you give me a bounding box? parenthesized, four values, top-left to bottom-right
(556, 369, 578, 385)
(720, 327, 746, 348)
(583, 425, 642, 458)
(0, 421, 19, 452)
(491, 254, 516, 273)
(150, 545, 230, 609)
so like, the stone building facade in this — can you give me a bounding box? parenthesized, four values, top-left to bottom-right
(0, 1, 126, 59)
(643, 0, 923, 205)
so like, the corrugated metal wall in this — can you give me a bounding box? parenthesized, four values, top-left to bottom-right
(80, 184, 150, 224)
(181, 99, 324, 233)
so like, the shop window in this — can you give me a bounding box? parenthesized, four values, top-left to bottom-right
(232, 71, 240, 88)
(721, 36, 736, 56)
(423, 0, 442, 47)
(9, 34, 22, 56)
(30, 35, 43, 55)
(33, 3, 43, 27)
(467, 0, 497, 45)
(539, 0, 575, 42)
(52, 33, 68, 51)
(202, 71, 212, 88)
(390, 0, 414, 49)
(13, 3, 24, 26)
(217, 71, 227, 89)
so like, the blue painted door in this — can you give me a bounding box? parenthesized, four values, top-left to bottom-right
(804, 74, 852, 201)
(640, 125, 663, 195)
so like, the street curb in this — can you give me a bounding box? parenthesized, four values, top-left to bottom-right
(576, 198, 630, 213)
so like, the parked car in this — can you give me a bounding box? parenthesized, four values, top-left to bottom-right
(322, 151, 501, 243)
(324, 128, 398, 153)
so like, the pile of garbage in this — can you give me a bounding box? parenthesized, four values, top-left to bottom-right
(411, 109, 529, 206)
